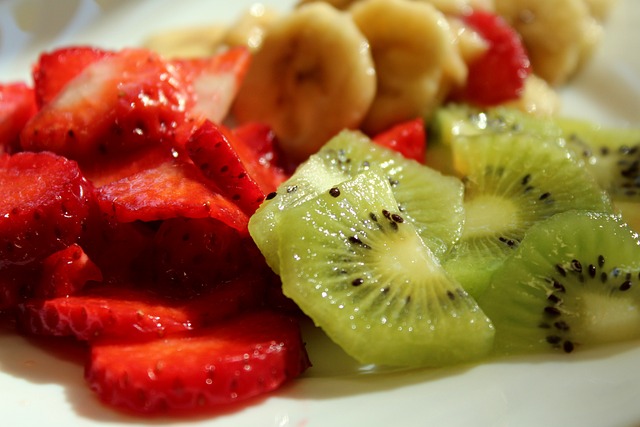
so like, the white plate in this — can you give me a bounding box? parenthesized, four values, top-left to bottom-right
(1, 1, 640, 426)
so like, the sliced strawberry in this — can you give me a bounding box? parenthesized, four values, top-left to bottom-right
(153, 217, 254, 296)
(453, 10, 531, 106)
(0, 151, 98, 268)
(18, 274, 268, 342)
(85, 310, 310, 414)
(21, 48, 196, 163)
(174, 46, 252, 124)
(187, 120, 265, 215)
(231, 122, 290, 188)
(372, 117, 426, 164)
(0, 82, 37, 154)
(32, 46, 112, 108)
(35, 244, 103, 299)
(89, 220, 158, 284)
(96, 157, 249, 232)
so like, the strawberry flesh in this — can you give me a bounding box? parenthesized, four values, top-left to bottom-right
(85, 310, 311, 414)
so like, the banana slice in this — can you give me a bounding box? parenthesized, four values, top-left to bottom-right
(415, 0, 495, 14)
(503, 74, 562, 116)
(144, 25, 228, 59)
(350, 0, 465, 134)
(232, 2, 376, 162)
(494, 0, 603, 86)
(297, 0, 495, 14)
(583, 0, 618, 21)
(223, 3, 280, 52)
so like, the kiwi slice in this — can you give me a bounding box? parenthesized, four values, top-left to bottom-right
(250, 129, 464, 273)
(277, 170, 495, 367)
(429, 103, 640, 205)
(443, 132, 613, 297)
(552, 118, 640, 200)
(477, 210, 640, 355)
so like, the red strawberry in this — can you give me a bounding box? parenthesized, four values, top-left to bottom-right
(21, 48, 196, 163)
(0, 82, 37, 154)
(96, 157, 249, 232)
(0, 151, 98, 268)
(35, 243, 103, 299)
(231, 122, 290, 188)
(32, 46, 112, 108)
(85, 310, 310, 414)
(18, 273, 268, 342)
(187, 120, 266, 215)
(153, 217, 254, 296)
(174, 46, 252, 124)
(452, 10, 531, 106)
(372, 117, 426, 164)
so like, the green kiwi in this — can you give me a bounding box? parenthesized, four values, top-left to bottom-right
(477, 210, 640, 355)
(443, 132, 613, 298)
(277, 170, 495, 367)
(554, 118, 640, 202)
(429, 103, 640, 206)
(250, 129, 465, 273)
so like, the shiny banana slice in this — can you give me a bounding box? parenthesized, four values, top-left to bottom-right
(297, 0, 495, 14)
(143, 25, 228, 59)
(232, 2, 376, 162)
(494, 0, 603, 86)
(223, 3, 280, 52)
(350, 0, 465, 134)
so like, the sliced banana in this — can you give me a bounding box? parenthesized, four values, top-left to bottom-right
(583, 0, 618, 21)
(350, 0, 465, 134)
(223, 3, 280, 52)
(494, 0, 603, 86)
(503, 74, 562, 116)
(297, 0, 495, 14)
(415, 0, 495, 14)
(232, 2, 376, 162)
(143, 25, 228, 59)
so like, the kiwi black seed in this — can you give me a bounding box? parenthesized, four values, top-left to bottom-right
(277, 170, 494, 367)
(249, 129, 464, 273)
(478, 210, 640, 356)
(441, 131, 613, 298)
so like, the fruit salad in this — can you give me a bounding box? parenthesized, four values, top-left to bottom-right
(0, 0, 638, 422)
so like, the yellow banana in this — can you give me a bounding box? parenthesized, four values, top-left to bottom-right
(350, 0, 465, 134)
(232, 2, 376, 162)
(494, 0, 603, 86)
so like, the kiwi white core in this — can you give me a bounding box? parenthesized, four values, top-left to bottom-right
(462, 195, 519, 239)
(577, 293, 640, 343)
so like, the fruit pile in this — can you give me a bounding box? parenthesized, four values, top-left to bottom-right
(0, 45, 314, 414)
(0, 0, 638, 419)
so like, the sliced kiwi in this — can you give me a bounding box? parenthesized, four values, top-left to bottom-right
(553, 118, 640, 201)
(277, 170, 495, 367)
(250, 129, 464, 273)
(429, 103, 640, 207)
(443, 132, 613, 297)
(477, 210, 640, 355)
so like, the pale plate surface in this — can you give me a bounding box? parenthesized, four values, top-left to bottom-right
(0, 1, 639, 426)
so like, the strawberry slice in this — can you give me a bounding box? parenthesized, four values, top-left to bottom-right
(18, 273, 268, 342)
(32, 46, 112, 108)
(35, 243, 103, 299)
(0, 151, 98, 268)
(96, 157, 249, 231)
(85, 310, 310, 414)
(187, 120, 266, 215)
(372, 117, 426, 164)
(0, 82, 37, 154)
(453, 10, 531, 106)
(231, 122, 290, 187)
(174, 46, 252, 124)
(21, 48, 196, 163)
(153, 217, 256, 296)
